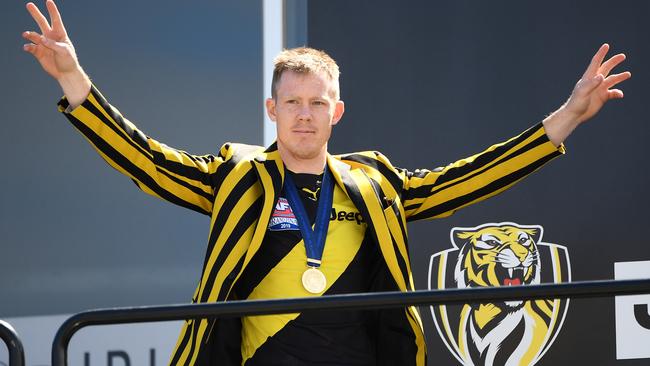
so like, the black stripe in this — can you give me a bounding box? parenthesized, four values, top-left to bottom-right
(183, 319, 197, 366)
(230, 161, 285, 299)
(366, 178, 410, 288)
(219, 255, 247, 302)
(201, 169, 258, 268)
(83, 92, 151, 156)
(85, 89, 219, 187)
(337, 172, 405, 295)
(247, 236, 381, 366)
(408, 151, 560, 221)
(404, 133, 548, 203)
(156, 164, 214, 202)
(209, 160, 237, 199)
(169, 320, 193, 365)
(209, 142, 273, 197)
(67, 114, 211, 215)
(341, 153, 404, 195)
(151, 149, 217, 186)
(393, 199, 409, 253)
(423, 123, 542, 184)
(234, 236, 300, 300)
(217, 144, 229, 160)
(198, 160, 283, 304)
(199, 193, 262, 303)
(74, 96, 215, 207)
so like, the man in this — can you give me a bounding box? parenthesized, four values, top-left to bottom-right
(22, 1, 630, 365)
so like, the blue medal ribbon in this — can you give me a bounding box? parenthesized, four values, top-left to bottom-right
(283, 167, 334, 268)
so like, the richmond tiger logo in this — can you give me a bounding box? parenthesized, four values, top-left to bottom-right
(428, 222, 571, 366)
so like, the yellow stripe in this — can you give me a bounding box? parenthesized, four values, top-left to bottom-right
(197, 183, 260, 301)
(82, 96, 216, 210)
(416, 141, 560, 218)
(384, 208, 412, 281)
(187, 318, 210, 365)
(171, 320, 194, 365)
(194, 163, 257, 300)
(148, 140, 216, 194)
(416, 141, 556, 213)
(406, 127, 547, 193)
(405, 307, 427, 366)
(351, 170, 407, 291)
(241, 185, 367, 362)
(206, 222, 257, 303)
(85, 94, 152, 157)
(241, 160, 283, 271)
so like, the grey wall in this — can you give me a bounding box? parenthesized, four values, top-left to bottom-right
(1, 0, 262, 316)
(308, 1, 650, 365)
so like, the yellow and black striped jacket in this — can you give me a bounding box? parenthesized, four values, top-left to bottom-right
(58, 85, 564, 366)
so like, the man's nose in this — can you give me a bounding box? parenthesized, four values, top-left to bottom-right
(297, 104, 312, 120)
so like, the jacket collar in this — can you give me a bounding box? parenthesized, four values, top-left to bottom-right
(249, 144, 409, 292)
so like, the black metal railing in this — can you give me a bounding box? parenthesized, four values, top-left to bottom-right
(0, 320, 25, 366)
(52, 278, 650, 366)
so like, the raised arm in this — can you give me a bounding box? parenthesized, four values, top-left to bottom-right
(402, 44, 630, 221)
(23, 0, 91, 107)
(22, 0, 233, 215)
(543, 43, 631, 146)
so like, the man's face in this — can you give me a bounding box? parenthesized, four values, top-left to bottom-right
(266, 71, 344, 163)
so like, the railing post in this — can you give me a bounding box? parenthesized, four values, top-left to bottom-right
(0, 320, 25, 366)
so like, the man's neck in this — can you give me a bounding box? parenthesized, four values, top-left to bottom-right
(278, 146, 327, 174)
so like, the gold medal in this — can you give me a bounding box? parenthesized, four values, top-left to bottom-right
(302, 267, 327, 294)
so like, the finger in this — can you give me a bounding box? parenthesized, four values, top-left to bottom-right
(607, 89, 624, 99)
(603, 71, 632, 89)
(599, 53, 626, 77)
(25, 32, 66, 54)
(577, 74, 604, 96)
(582, 43, 609, 79)
(23, 43, 37, 54)
(46, 0, 67, 35)
(26, 2, 52, 34)
(22, 31, 43, 45)
(39, 36, 69, 53)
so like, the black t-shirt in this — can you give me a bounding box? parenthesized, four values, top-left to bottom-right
(234, 170, 381, 366)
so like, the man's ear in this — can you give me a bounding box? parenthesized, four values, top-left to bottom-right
(265, 98, 277, 122)
(331, 100, 345, 126)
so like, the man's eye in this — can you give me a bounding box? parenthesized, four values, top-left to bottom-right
(312, 100, 325, 106)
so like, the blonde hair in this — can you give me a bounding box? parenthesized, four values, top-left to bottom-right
(272, 47, 341, 100)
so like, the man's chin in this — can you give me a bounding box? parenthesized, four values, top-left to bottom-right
(281, 144, 322, 159)
(293, 150, 322, 160)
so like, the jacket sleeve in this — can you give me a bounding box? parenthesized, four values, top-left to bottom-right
(58, 84, 231, 216)
(402, 122, 565, 221)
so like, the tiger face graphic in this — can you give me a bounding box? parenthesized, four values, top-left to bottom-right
(428, 223, 571, 366)
(454, 225, 541, 308)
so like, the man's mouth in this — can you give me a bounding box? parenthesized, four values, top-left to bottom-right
(293, 130, 315, 134)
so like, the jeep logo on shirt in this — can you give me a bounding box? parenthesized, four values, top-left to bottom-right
(330, 208, 364, 225)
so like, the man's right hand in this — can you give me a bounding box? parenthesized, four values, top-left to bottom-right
(23, 0, 91, 108)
